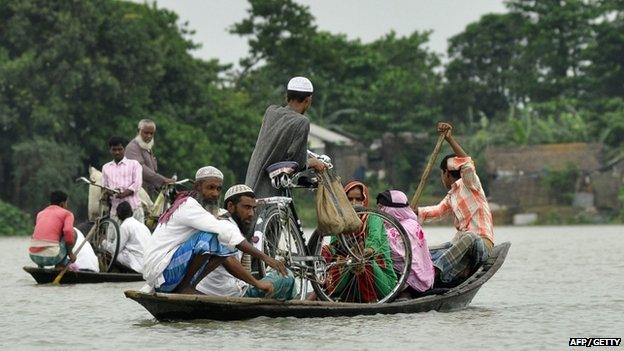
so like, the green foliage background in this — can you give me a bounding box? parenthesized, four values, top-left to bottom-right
(1, 0, 623, 234)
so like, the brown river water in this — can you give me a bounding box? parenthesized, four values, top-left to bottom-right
(1, 225, 622, 351)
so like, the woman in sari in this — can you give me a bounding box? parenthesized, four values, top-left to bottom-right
(377, 190, 435, 294)
(319, 181, 398, 302)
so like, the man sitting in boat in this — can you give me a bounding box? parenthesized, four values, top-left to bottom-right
(71, 228, 100, 272)
(28, 191, 76, 268)
(108, 201, 151, 273)
(196, 184, 296, 300)
(416, 122, 494, 285)
(142, 166, 287, 295)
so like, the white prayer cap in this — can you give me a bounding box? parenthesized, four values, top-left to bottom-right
(195, 166, 223, 181)
(224, 184, 254, 203)
(287, 76, 313, 93)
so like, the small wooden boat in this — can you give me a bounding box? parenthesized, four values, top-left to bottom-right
(23, 266, 144, 284)
(125, 242, 510, 321)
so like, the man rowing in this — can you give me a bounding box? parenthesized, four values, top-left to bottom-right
(245, 76, 327, 198)
(142, 166, 287, 294)
(416, 122, 495, 286)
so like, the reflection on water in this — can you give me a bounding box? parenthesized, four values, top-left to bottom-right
(1, 225, 623, 351)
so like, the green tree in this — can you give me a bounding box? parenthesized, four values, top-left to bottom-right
(231, 0, 442, 143)
(444, 13, 529, 122)
(0, 0, 260, 216)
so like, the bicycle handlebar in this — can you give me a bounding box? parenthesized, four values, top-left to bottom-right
(307, 150, 333, 169)
(75, 177, 120, 194)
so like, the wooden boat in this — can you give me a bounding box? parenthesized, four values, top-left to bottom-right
(23, 266, 144, 284)
(124, 242, 510, 321)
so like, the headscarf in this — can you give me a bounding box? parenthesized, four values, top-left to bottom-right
(377, 189, 434, 292)
(344, 180, 369, 207)
(377, 190, 424, 242)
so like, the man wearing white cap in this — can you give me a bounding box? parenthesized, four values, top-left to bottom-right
(196, 185, 296, 300)
(142, 166, 287, 294)
(245, 76, 327, 198)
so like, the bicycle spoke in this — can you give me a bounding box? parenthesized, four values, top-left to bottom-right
(311, 210, 412, 304)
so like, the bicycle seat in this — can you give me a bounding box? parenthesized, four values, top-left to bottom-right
(266, 161, 299, 180)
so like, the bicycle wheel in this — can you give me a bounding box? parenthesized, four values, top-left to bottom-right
(258, 206, 309, 300)
(89, 218, 120, 272)
(309, 209, 412, 303)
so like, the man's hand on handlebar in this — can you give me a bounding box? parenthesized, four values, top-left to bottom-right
(115, 189, 134, 198)
(163, 178, 176, 185)
(308, 158, 328, 172)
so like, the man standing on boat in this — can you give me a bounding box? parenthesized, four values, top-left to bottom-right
(245, 76, 327, 198)
(196, 184, 296, 300)
(142, 166, 287, 294)
(416, 122, 494, 285)
(125, 119, 175, 197)
(102, 136, 144, 222)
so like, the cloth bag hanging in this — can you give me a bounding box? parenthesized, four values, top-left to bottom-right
(315, 169, 362, 235)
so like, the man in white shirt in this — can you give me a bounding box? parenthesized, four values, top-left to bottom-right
(113, 201, 151, 273)
(196, 185, 295, 300)
(72, 228, 100, 272)
(142, 166, 287, 294)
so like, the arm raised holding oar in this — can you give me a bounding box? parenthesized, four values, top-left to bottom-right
(416, 122, 496, 286)
(410, 122, 450, 210)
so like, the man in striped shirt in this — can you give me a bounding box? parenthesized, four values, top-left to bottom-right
(102, 136, 144, 222)
(417, 122, 494, 285)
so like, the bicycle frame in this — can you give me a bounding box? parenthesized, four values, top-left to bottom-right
(255, 196, 326, 282)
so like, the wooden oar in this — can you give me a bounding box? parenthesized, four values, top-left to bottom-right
(410, 133, 446, 210)
(52, 224, 98, 285)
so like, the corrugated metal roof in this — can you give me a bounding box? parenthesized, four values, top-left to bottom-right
(309, 123, 354, 145)
(484, 143, 603, 175)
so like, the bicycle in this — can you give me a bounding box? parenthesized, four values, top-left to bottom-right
(252, 153, 412, 303)
(76, 176, 121, 272)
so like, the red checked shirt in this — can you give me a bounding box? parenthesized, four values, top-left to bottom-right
(102, 157, 143, 215)
(419, 156, 494, 248)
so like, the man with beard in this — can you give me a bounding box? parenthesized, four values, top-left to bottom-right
(125, 119, 175, 196)
(196, 185, 296, 300)
(142, 167, 288, 295)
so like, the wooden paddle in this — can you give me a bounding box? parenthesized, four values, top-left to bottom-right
(52, 224, 98, 285)
(410, 132, 446, 210)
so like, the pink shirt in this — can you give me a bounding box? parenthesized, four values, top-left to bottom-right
(102, 157, 143, 215)
(30, 205, 75, 252)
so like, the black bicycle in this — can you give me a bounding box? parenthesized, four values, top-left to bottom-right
(252, 154, 412, 303)
(76, 176, 121, 272)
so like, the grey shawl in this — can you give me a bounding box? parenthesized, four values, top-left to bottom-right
(245, 105, 310, 198)
(125, 138, 167, 195)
